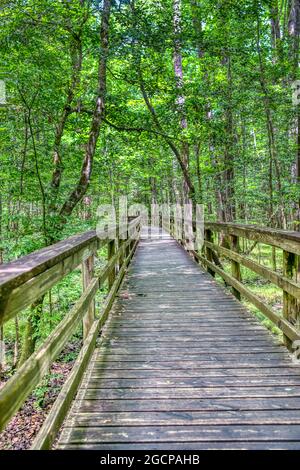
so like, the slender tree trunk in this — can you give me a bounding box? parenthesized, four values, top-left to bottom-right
(223, 53, 236, 222)
(50, 33, 84, 204)
(60, 0, 112, 218)
(256, 13, 287, 228)
(288, 0, 300, 229)
(173, 0, 190, 202)
(20, 111, 29, 195)
(270, 0, 282, 62)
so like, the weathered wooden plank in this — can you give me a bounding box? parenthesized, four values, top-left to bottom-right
(86, 376, 300, 388)
(66, 409, 300, 426)
(58, 424, 300, 443)
(111, 313, 255, 320)
(81, 385, 300, 399)
(72, 396, 300, 412)
(106, 324, 268, 331)
(90, 360, 292, 371)
(102, 337, 280, 345)
(108, 321, 265, 329)
(103, 332, 274, 340)
(92, 352, 289, 362)
(57, 442, 300, 450)
(86, 366, 300, 378)
(98, 345, 286, 353)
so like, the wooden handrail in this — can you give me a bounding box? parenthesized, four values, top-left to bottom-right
(167, 219, 300, 349)
(0, 230, 98, 294)
(205, 222, 300, 255)
(0, 218, 140, 324)
(0, 216, 141, 446)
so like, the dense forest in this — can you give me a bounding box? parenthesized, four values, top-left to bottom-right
(1, 0, 300, 256)
(1, 0, 300, 450)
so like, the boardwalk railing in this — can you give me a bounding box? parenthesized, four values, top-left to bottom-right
(0, 216, 141, 449)
(169, 220, 300, 350)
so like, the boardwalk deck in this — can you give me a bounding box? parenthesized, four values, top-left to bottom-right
(57, 227, 300, 450)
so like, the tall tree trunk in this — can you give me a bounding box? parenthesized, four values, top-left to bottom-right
(256, 12, 287, 228)
(223, 53, 236, 222)
(173, 0, 190, 202)
(18, 0, 111, 366)
(270, 0, 282, 62)
(289, 0, 300, 229)
(50, 34, 84, 203)
(190, 0, 204, 203)
(60, 0, 112, 218)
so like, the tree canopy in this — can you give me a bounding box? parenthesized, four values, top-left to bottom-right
(1, 0, 300, 256)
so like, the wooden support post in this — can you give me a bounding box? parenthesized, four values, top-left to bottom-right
(115, 228, 120, 274)
(108, 239, 116, 289)
(230, 234, 242, 300)
(82, 255, 95, 341)
(126, 236, 130, 258)
(170, 219, 173, 237)
(205, 229, 215, 277)
(119, 238, 124, 270)
(283, 250, 300, 350)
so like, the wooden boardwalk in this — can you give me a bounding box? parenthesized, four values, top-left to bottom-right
(57, 227, 300, 450)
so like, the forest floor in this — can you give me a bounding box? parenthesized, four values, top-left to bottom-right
(0, 340, 81, 450)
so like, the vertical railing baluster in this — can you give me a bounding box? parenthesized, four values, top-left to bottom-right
(230, 234, 242, 300)
(82, 254, 95, 340)
(283, 250, 299, 350)
(205, 228, 215, 277)
(108, 238, 116, 289)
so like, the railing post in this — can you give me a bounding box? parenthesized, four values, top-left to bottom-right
(82, 254, 95, 341)
(170, 218, 174, 238)
(118, 237, 124, 270)
(205, 229, 215, 277)
(283, 250, 299, 350)
(108, 238, 116, 289)
(127, 216, 136, 255)
(230, 234, 242, 300)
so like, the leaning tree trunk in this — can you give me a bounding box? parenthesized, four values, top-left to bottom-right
(173, 0, 190, 203)
(18, 0, 112, 366)
(60, 0, 112, 218)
